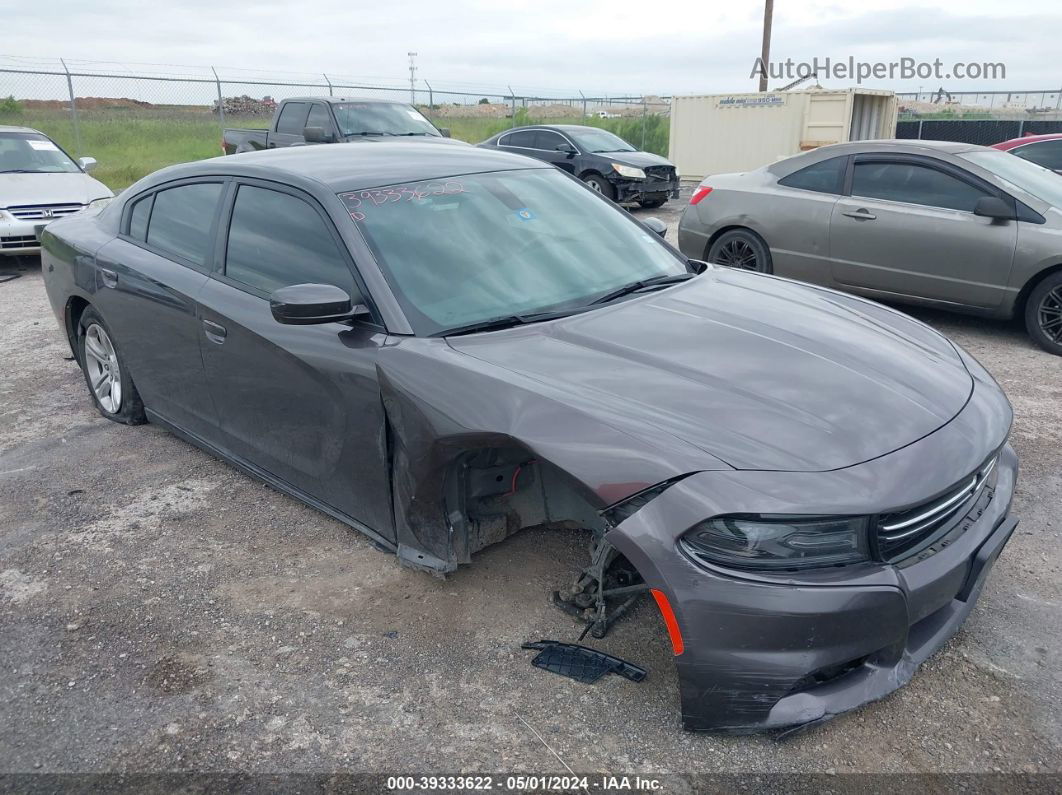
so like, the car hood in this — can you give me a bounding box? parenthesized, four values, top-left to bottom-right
(598, 150, 674, 169)
(448, 268, 973, 472)
(0, 172, 112, 208)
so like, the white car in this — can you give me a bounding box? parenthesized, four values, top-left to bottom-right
(1, 126, 113, 257)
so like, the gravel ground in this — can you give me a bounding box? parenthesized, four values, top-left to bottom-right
(1, 195, 1060, 780)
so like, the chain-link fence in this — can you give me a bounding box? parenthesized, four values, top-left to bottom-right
(0, 56, 670, 190)
(896, 118, 1062, 147)
(897, 89, 1062, 112)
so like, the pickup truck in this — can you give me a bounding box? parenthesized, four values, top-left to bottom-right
(222, 96, 461, 155)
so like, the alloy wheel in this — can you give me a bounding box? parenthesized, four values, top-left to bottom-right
(716, 238, 759, 271)
(83, 323, 123, 413)
(1039, 286, 1062, 344)
(585, 178, 604, 193)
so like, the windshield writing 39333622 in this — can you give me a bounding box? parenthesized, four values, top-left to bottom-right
(339, 181, 467, 221)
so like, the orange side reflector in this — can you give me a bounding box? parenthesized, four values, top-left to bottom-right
(650, 588, 684, 656)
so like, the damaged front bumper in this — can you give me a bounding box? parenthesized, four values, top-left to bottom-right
(608, 405, 1018, 732)
(613, 177, 680, 204)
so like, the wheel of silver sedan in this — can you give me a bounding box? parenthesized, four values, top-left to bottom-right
(83, 323, 122, 414)
(715, 238, 759, 270)
(1038, 286, 1062, 344)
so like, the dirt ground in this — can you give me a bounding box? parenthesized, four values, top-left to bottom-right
(1, 196, 1060, 781)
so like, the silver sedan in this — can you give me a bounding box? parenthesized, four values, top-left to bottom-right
(677, 140, 1062, 355)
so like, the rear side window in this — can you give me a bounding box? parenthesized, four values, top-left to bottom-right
(502, 130, 538, 148)
(1014, 141, 1062, 171)
(852, 161, 988, 212)
(275, 102, 309, 135)
(779, 156, 847, 194)
(224, 185, 354, 295)
(127, 195, 152, 241)
(146, 183, 223, 268)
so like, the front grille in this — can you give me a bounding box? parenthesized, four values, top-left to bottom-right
(644, 165, 675, 181)
(0, 234, 39, 250)
(876, 455, 998, 560)
(6, 203, 84, 220)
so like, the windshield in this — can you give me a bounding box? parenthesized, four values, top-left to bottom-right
(332, 102, 440, 137)
(339, 168, 687, 335)
(567, 128, 636, 153)
(959, 150, 1062, 207)
(0, 132, 81, 173)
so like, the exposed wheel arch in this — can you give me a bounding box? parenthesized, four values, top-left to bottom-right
(65, 296, 91, 362)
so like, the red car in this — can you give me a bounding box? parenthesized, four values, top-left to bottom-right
(992, 133, 1062, 174)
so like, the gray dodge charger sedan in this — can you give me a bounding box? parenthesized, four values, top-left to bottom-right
(41, 143, 1018, 732)
(678, 140, 1062, 355)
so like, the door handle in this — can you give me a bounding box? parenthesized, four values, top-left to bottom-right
(842, 210, 877, 221)
(99, 267, 118, 288)
(202, 319, 227, 344)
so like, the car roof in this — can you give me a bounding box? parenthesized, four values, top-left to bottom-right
(282, 96, 410, 105)
(146, 141, 552, 192)
(819, 139, 991, 155)
(498, 124, 602, 134)
(994, 133, 1062, 149)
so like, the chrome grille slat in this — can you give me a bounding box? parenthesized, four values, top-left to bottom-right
(7, 203, 85, 220)
(876, 454, 999, 558)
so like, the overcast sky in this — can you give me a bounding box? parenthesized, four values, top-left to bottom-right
(4, 0, 1060, 97)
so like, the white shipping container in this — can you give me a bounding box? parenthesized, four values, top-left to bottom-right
(668, 89, 898, 179)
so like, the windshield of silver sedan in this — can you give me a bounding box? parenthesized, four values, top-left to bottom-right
(338, 168, 689, 335)
(0, 132, 81, 174)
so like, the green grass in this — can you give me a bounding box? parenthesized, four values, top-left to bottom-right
(0, 105, 669, 192)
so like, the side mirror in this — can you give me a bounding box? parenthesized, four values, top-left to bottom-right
(555, 144, 577, 155)
(270, 283, 366, 325)
(642, 217, 668, 237)
(439, 127, 452, 138)
(302, 126, 333, 144)
(78, 156, 98, 172)
(974, 196, 1016, 221)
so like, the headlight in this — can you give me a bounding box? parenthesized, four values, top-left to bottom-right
(87, 197, 112, 211)
(612, 163, 646, 180)
(680, 515, 870, 571)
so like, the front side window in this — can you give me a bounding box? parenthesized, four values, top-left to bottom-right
(535, 131, 569, 152)
(306, 104, 333, 133)
(1013, 141, 1062, 172)
(338, 168, 687, 335)
(146, 183, 223, 268)
(0, 132, 80, 174)
(275, 102, 309, 135)
(779, 156, 847, 194)
(331, 102, 438, 137)
(225, 185, 354, 295)
(851, 161, 988, 212)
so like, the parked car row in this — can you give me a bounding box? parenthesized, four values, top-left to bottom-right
(39, 133, 1023, 734)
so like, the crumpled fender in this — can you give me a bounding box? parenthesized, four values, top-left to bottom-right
(375, 338, 730, 572)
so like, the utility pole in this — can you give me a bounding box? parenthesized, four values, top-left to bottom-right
(407, 52, 418, 105)
(759, 0, 774, 92)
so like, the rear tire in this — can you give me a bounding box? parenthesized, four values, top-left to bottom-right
(77, 307, 147, 424)
(707, 229, 773, 274)
(1025, 271, 1062, 355)
(582, 173, 616, 201)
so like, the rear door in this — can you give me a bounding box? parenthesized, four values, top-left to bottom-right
(196, 179, 394, 537)
(92, 180, 225, 437)
(269, 102, 311, 148)
(828, 155, 1018, 309)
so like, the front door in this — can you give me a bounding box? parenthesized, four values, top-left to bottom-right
(829, 155, 1017, 309)
(197, 180, 394, 538)
(533, 130, 578, 174)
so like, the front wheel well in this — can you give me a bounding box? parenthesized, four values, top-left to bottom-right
(1015, 263, 1062, 319)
